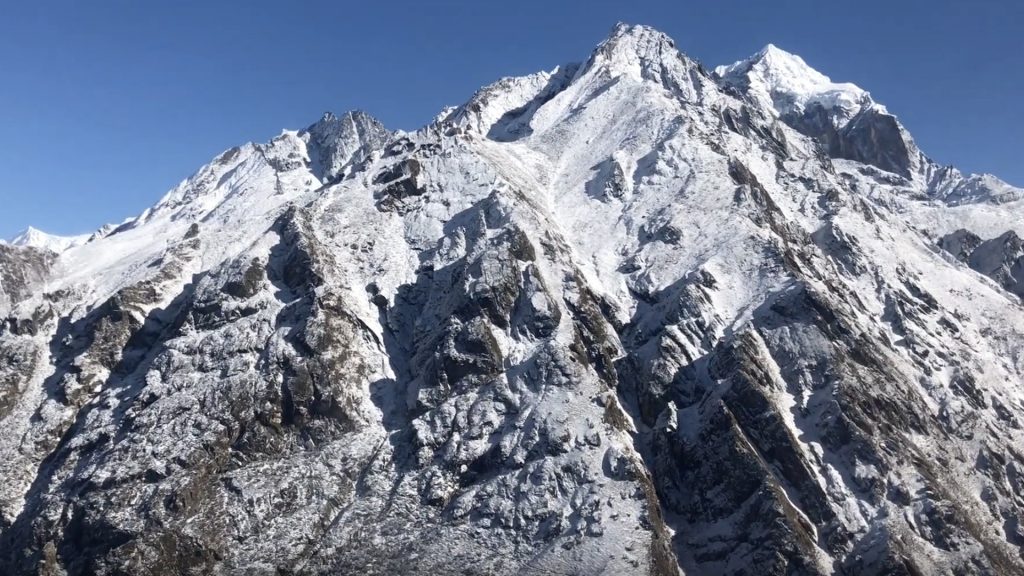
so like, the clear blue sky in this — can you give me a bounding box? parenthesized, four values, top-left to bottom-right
(2, 0, 1021, 239)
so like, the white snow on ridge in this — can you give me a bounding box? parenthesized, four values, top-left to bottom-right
(717, 43, 1024, 208)
(7, 226, 90, 253)
(716, 43, 884, 126)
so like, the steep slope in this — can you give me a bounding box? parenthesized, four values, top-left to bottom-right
(1, 22, 1023, 576)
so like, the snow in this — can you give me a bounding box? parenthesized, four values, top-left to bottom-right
(716, 43, 884, 126)
(7, 226, 90, 253)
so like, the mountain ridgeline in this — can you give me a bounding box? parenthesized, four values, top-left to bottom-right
(1, 23, 1023, 575)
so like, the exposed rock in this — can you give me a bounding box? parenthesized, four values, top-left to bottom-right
(939, 229, 1024, 299)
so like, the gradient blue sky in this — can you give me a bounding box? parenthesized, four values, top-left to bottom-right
(2, 0, 1021, 239)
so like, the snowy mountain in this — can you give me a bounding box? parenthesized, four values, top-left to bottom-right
(716, 43, 1024, 207)
(715, 44, 884, 128)
(5, 226, 90, 253)
(1, 23, 1023, 575)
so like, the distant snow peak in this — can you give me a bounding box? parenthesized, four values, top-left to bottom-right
(752, 43, 833, 87)
(717, 43, 881, 126)
(9, 226, 88, 253)
(716, 44, 1023, 197)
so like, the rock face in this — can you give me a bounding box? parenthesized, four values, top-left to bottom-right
(302, 110, 392, 183)
(940, 229, 1024, 299)
(2, 22, 1024, 575)
(0, 244, 53, 315)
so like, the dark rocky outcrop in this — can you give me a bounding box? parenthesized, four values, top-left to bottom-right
(940, 229, 1024, 299)
(783, 105, 913, 179)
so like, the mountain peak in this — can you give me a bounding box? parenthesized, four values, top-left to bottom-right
(751, 43, 834, 91)
(754, 43, 813, 66)
(307, 109, 386, 135)
(443, 22, 705, 139)
(591, 22, 682, 71)
(717, 44, 878, 125)
(9, 226, 88, 253)
(570, 22, 710, 104)
(302, 109, 391, 182)
(720, 43, 840, 97)
(607, 21, 672, 43)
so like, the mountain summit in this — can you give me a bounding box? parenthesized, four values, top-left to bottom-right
(6, 226, 88, 253)
(716, 43, 881, 124)
(1, 23, 1023, 575)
